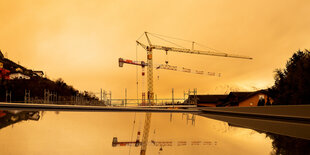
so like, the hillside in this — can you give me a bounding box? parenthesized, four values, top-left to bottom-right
(0, 50, 100, 105)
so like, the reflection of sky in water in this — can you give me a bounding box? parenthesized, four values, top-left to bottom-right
(0, 112, 273, 155)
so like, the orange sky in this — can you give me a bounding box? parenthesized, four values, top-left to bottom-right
(0, 0, 309, 99)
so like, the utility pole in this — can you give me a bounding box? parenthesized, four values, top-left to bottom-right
(187, 114, 196, 126)
(172, 88, 174, 105)
(194, 88, 198, 105)
(101, 88, 103, 101)
(24, 90, 30, 103)
(125, 88, 127, 107)
(44, 89, 51, 104)
(110, 91, 112, 106)
(55, 92, 58, 103)
(188, 89, 190, 104)
(192, 41, 195, 50)
(102, 90, 112, 106)
(6, 90, 11, 103)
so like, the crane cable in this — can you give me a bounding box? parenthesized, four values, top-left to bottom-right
(147, 33, 186, 49)
(129, 34, 144, 155)
(128, 112, 137, 155)
(147, 32, 193, 43)
(136, 32, 145, 41)
(147, 32, 229, 55)
(195, 42, 229, 55)
(136, 43, 139, 105)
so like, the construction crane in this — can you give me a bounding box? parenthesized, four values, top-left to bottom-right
(136, 32, 252, 105)
(122, 32, 252, 155)
(112, 132, 217, 148)
(112, 138, 217, 147)
(119, 58, 218, 105)
(118, 58, 207, 155)
(118, 57, 152, 155)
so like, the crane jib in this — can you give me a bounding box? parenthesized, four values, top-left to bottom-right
(149, 44, 252, 60)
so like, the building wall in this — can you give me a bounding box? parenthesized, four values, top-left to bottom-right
(239, 93, 274, 107)
(10, 73, 30, 80)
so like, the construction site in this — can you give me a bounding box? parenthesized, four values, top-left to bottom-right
(1, 1, 310, 155)
(113, 32, 252, 155)
(0, 32, 309, 155)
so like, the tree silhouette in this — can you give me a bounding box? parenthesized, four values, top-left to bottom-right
(266, 133, 310, 155)
(269, 49, 310, 105)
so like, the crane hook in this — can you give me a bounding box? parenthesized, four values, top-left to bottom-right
(165, 50, 169, 64)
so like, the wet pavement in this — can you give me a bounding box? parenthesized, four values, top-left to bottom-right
(0, 110, 308, 155)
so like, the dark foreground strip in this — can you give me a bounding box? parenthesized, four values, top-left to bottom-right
(199, 113, 310, 140)
(200, 108, 310, 125)
(0, 103, 200, 113)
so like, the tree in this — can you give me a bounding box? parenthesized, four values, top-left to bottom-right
(269, 49, 310, 105)
(266, 133, 310, 155)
